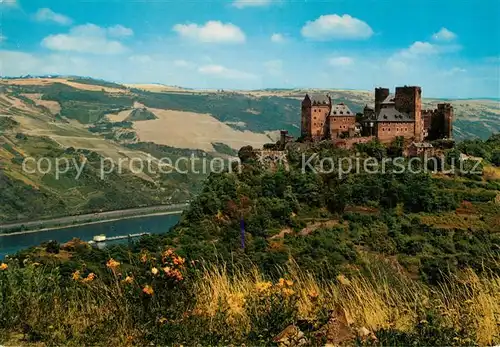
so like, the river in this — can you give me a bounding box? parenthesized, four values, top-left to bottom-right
(0, 213, 181, 259)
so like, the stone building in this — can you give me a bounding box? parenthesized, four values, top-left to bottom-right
(301, 94, 356, 141)
(300, 86, 453, 146)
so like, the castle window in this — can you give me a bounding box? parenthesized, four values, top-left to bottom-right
(340, 111, 344, 114)
(333, 111, 337, 115)
(347, 111, 350, 114)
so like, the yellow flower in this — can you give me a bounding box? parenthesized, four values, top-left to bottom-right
(163, 249, 174, 257)
(72, 270, 80, 281)
(106, 258, 120, 270)
(163, 266, 171, 274)
(286, 279, 293, 286)
(255, 281, 272, 293)
(0, 263, 8, 271)
(151, 267, 159, 276)
(143, 285, 154, 296)
(122, 276, 134, 284)
(227, 293, 246, 316)
(278, 278, 285, 287)
(82, 273, 96, 283)
(140, 253, 148, 263)
(158, 317, 168, 325)
(282, 288, 295, 297)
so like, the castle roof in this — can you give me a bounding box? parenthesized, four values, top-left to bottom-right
(308, 93, 330, 105)
(377, 107, 413, 122)
(381, 94, 395, 104)
(330, 103, 354, 116)
(411, 142, 433, 148)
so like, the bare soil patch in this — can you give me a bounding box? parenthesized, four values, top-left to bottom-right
(132, 108, 276, 152)
(21, 93, 61, 115)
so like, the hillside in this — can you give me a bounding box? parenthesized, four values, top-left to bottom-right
(0, 76, 498, 223)
(0, 134, 498, 346)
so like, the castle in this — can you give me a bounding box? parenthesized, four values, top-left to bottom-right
(300, 86, 453, 146)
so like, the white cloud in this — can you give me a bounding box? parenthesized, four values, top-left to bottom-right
(329, 56, 354, 67)
(264, 60, 283, 75)
(0, 0, 18, 7)
(433, 28, 457, 41)
(129, 55, 152, 64)
(174, 59, 195, 68)
(107, 24, 134, 37)
(444, 67, 467, 76)
(0, 50, 93, 77)
(35, 8, 72, 25)
(396, 40, 461, 60)
(400, 41, 438, 58)
(41, 24, 129, 55)
(232, 0, 272, 9)
(270, 33, 285, 43)
(198, 64, 257, 80)
(301, 14, 373, 40)
(173, 21, 245, 44)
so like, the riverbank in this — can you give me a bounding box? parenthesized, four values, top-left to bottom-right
(0, 210, 184, 237)
(0, 204, 188, 235)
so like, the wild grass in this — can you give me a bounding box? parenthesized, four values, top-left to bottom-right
(0, 256, 499, 346)
(192, 259, 500, 346)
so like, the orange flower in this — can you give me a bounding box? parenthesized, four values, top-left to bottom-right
(72, 270, 80, 281)
(106, 258, 120, 270)
(173, 256, 185, 266)
(122, 276, 134, 284)
(277, 278, 293, 287)
(163, 266, 171, 274)
(82, 273, 96, 283)
(308, 289, 319, 299)
(0, 263, 8, 271)
(140, 253, 148, 263)
(163, 249, 174, 257)
(143, 285, 154, 296)
(151, 267, 159, 276)
(308, 290, 319, 299)
(282, 288, 295, 297)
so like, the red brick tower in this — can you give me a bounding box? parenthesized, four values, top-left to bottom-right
(301, 94, 331, 141)
(395, 86, 422, 141)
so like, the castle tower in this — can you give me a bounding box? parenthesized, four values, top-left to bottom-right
(301, 94, 312, 139)
(301, 94, 331, 141)
(395, 86, 422, 141)
(438, 103, 454, 139)
(375, 87, 390, 114)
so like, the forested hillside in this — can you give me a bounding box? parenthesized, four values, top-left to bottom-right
(1, 134, 498, 346)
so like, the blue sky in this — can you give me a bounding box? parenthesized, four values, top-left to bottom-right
(0, 0, 499, 98)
